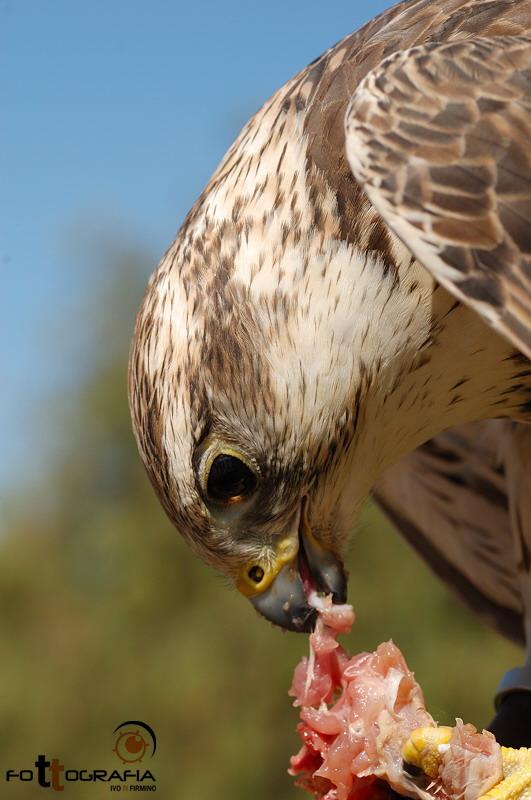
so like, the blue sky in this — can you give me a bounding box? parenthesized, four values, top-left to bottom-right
(3, 0, 390, 496)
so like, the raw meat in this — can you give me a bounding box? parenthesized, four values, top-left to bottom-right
(289, 596, 503, 800)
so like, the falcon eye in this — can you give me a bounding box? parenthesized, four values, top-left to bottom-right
(206, 454, 258, 504)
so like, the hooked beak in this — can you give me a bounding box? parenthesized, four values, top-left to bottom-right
(239, 501, 348, 632)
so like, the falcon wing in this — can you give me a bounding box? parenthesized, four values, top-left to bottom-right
(345, 35, 531, 358)
(373, 420, 525, 645)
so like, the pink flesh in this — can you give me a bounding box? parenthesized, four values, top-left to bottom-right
(289, 600, 503, 800)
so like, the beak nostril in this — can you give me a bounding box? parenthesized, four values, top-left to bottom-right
(248, 565, 265, 583)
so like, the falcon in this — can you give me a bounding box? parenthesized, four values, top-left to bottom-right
(129, 0, 531, 753)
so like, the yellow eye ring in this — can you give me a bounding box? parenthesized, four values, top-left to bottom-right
(196, 439, 259, 506)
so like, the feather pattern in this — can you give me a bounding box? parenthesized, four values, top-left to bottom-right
(374, 420, 526, 645)
(345, 34, 531, 356)
(129, 0, 531, 661)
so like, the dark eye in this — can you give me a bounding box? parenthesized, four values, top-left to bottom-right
(206, 454, 258, 504)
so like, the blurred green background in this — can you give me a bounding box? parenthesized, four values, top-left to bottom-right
(3, 245, 521, 799)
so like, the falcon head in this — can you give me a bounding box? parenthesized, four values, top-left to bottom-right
(128, 55, 436, 633)
(128, 205, 362, 631)
(128, 145, 438, 632)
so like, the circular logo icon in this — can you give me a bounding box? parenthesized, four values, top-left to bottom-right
(112, 721, 157, 764)
(113, 730, 148, 764)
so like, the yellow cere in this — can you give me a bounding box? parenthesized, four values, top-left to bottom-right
(235, 534, 299, 597)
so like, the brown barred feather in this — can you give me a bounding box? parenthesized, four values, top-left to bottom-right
(129, 0, 531, 660)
